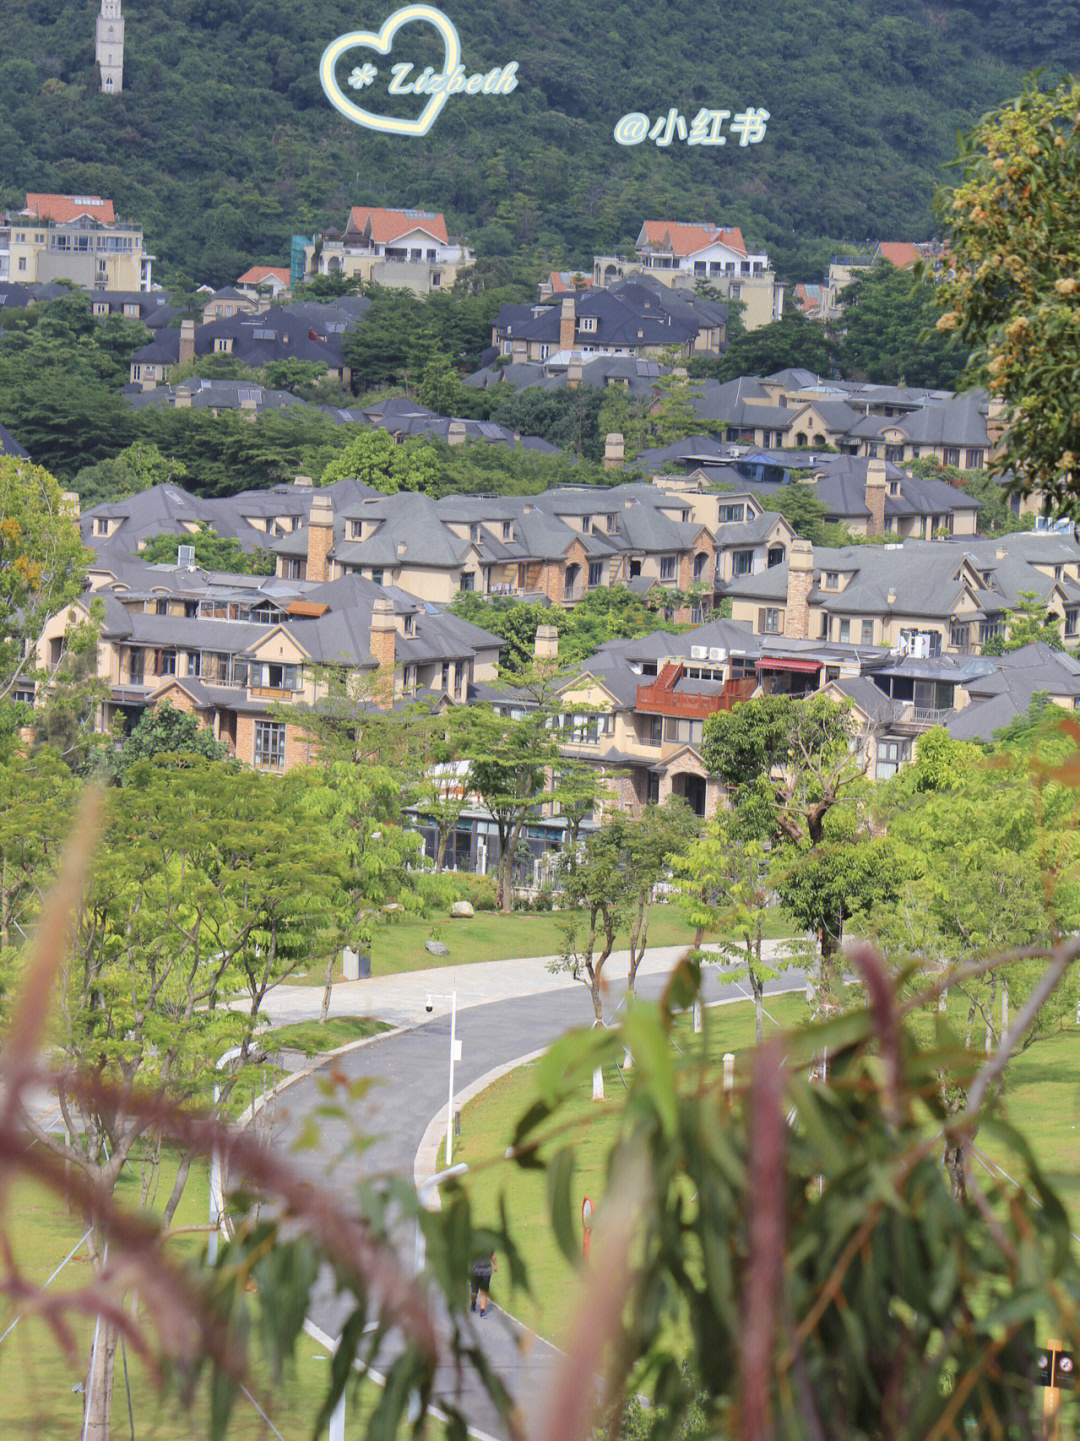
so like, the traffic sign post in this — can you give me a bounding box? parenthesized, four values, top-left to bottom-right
(1036, 1339, 1074, 1440)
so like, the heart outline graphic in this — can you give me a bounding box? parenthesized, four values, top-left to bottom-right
(319, 5, 462, 138)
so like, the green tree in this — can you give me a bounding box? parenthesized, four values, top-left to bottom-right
(319, 428, 441, 493)
(111, 700, 228, 779)
(753, 482, 855, 546)
(138, 523, 276, 575)
(937, 77, 1080, 516)
(0, 457, 92, 751)
(838, 262, 964, 388)
(699, 309, 838, 383)
(981, 590, 1064, 655)
(674, 816, 779, 1041)
(73, 441, 190, 507)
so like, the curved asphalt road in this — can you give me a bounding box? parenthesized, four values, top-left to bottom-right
(255, 966, 807, 1438)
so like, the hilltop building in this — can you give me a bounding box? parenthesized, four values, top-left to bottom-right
(11, 193, 150, 291)
(593, 221, 782, 330)
(96, 0, 124, 94)
(302, 207, 472, 294)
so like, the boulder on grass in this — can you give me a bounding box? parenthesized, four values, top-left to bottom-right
(450, 900, 475, 919)
(425, 940, 450, 956)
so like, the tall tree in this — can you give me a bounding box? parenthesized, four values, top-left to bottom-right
(838, 262, 963, 388)
(938, 77, 1080, 515)
(0, 457, 93, 752)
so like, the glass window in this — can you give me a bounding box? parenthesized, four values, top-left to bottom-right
(825, 571, 839, 588)
(732, 550, 754, 577)
(718, 504, 745, 524)
(588, 561, 603, 588)
(839, 619, 850, 643)
(861, 620, 874, 645)
(660, 557, 677, 580)
(157, 649, 177, 676)
(254, 720, 286, 770)
(460, 572, 475, 592)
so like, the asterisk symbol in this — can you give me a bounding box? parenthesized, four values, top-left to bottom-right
(348, 63, 379, 91)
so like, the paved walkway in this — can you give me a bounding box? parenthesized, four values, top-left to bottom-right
(257, 937, 805, 1029)
(253, 941, 807, 1437)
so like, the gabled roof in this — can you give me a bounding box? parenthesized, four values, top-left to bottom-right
(0, 423, 28, 458)
(346, 207, 450, 245)
(237, 266, 291, 286)
(638, 221, 747, 258)
(22, 193, 116, 224)
(875, 242, 922, 268)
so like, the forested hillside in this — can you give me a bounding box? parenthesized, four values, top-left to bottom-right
(1, 0, 1077, 287)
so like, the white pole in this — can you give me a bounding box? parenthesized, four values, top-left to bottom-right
(328, 1388, 346, 1441)
(209, 1045, 244, 1265)
(446, 991, 457, 1167)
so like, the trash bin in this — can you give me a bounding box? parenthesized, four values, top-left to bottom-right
(342, 947, 371, 980)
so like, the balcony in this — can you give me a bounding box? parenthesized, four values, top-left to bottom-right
(636, 663, 756, 720)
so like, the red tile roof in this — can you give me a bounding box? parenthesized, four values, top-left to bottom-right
(346, 207, 450, 245)
(22, 193, 116, 224)
(876, 242, 921, 268)
(237, 266, 291, 287)
(549, 271, 593, 293)
(639, 221, 747, 258)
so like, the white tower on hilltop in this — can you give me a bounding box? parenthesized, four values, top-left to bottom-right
(96, 0, 125, 94)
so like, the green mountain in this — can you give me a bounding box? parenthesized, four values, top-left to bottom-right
(1, 0, 1077, 288)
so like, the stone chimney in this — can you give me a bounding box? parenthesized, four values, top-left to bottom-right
(239, 397, 257, 422)
(783, 539, 815, 640)
(534, 623, 559, 663)
(369, 596, 397, 704)
(61, 491, 80, 519)
(306, 493, 334, 583)
(603, 432, 625, 471)
(865, 458, 887, 537)
(567, 360, 583, 389)
(178, 319, 196, 368)
(174, 389, 192, 410)
(559, 296, 575, 352)
(293, 475, 313, 487)
(448, 419, 467, 447)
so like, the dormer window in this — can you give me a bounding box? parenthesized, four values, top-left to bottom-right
(470, 523, 480, 541)
(502, 521, 513, 540)
(579, 316, 597, 332)
(350, 520, 362, 539)
(889, 481, 899, 496)
(825, 571, 840, 589)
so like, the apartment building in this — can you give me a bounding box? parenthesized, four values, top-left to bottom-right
(11, 194, 152, 291)
(35, 556, 503, 770)
(726, 533, 1080, 655)
(269, 483, 718, 614)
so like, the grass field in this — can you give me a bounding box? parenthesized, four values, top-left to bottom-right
(0, 1156, 412, 1440)
(268, 1015, 391, 1054)
(446, 992, 1080, 1347)
(283, 905, 800, 982)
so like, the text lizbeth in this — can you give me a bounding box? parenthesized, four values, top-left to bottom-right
(387, 61, 518, 96)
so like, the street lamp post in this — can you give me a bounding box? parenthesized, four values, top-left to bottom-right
(414, 1162, 469, 1272)
(425, 991, 461, 1167)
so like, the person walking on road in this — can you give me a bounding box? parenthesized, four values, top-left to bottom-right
(470, 1252, 496, 1318)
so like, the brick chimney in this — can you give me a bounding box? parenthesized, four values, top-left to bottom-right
(604, 432, 625, 471)
(306, 493, 334, 583)
(178, 319, 196, 367)
(448, 419, 467, 447)
(369, 596, 397, 704)
(784, 539, 815, 639)
(865, 458, 887, 537)
(534, 623, 559, 662)
(559, 296, 575, 351)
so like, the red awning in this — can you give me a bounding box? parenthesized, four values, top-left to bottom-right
(754, 658, 822, 673)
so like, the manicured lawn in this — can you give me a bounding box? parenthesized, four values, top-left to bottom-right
(268, 1015, 391, 1054)
(444, 991, 810, 1344)
(0, 1156, 420, 1439)
(448, 992, 1080, 1347)
(348, 904, 795, 977)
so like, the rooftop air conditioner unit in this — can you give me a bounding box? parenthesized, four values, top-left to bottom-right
(177, 545, 196, 569)
(709, 647, 724, 661)
(690, 646, 708, 660)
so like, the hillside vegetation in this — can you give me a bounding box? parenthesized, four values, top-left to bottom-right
(2, 0, 1078, 287)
